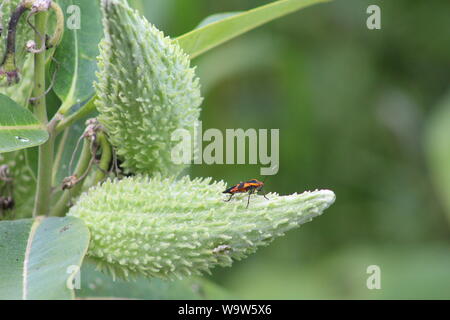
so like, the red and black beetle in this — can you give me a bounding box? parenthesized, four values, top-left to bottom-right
(223, 179, 269, 208)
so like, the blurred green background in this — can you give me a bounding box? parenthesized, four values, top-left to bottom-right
(131, 0, 450, 299)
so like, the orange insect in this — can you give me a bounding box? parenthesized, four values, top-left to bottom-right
(223, 179, 269, 208)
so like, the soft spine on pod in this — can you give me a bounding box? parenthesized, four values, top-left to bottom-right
(95, 0, 203, 176)
(68, 176, 335, 280)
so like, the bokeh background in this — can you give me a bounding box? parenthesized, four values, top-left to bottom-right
(130, 0, 450, 299)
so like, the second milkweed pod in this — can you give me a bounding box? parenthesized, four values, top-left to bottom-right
(95, 0, 203, 176)
(68, 175, 336, 280)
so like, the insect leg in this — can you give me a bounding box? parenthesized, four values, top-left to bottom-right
(246, 189, 255, 209)
(224, 194, 234, 202)
(258, 186, 269, 200)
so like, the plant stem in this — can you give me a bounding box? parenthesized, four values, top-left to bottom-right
(46, 1, 64, 48)
(51, 139, 93, 217)
(94, 132, 112, 184)
(52, 127, 69, 185)
(32, 11, 53, 217)
(55, 96, 97, 135)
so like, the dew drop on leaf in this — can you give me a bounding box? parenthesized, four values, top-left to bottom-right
(15, 136, 30, 143)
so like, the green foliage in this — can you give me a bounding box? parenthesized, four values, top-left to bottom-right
(0, 94, 49, 153)
(0, 0, 446, 301)
(177, 0, 329, 59)
(190, 0, 450, 299)
(52, 0, 103, 111)
(68, 175, 335, 279)
(425, 91, 450, 223)
(0, 0, 343, 300)
(0, 216, 90, 300)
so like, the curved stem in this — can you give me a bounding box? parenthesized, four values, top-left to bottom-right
(94, 133, 112, 184)
(46, 1, 64, 48)
(55, 96, 97, 135)
(50, 138, 93, 217)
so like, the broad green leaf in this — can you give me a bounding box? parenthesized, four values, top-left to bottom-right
(176, 0, 329, 59)
(77, 262, 232, 300)
(425, 92, 450, 222)
(52, 0, 103, 112)
(0, 216, 90, 300)
(0, 94, 49, 153)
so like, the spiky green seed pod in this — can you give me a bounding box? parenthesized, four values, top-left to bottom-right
(68, 176, 335, 280)
(95, 0, 202, 176)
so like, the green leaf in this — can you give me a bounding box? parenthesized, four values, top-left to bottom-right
(0, 94, 49, 153)
(176, 0, 329, 59)
(425, 91, 450, 222)
(77, 262, 232, 300)
(0, 216, 90, 300)
(52, 0, 103, 112)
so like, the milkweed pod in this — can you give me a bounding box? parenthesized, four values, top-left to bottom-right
(68, 175, 336, 280)
(95, 0, 202, 176)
